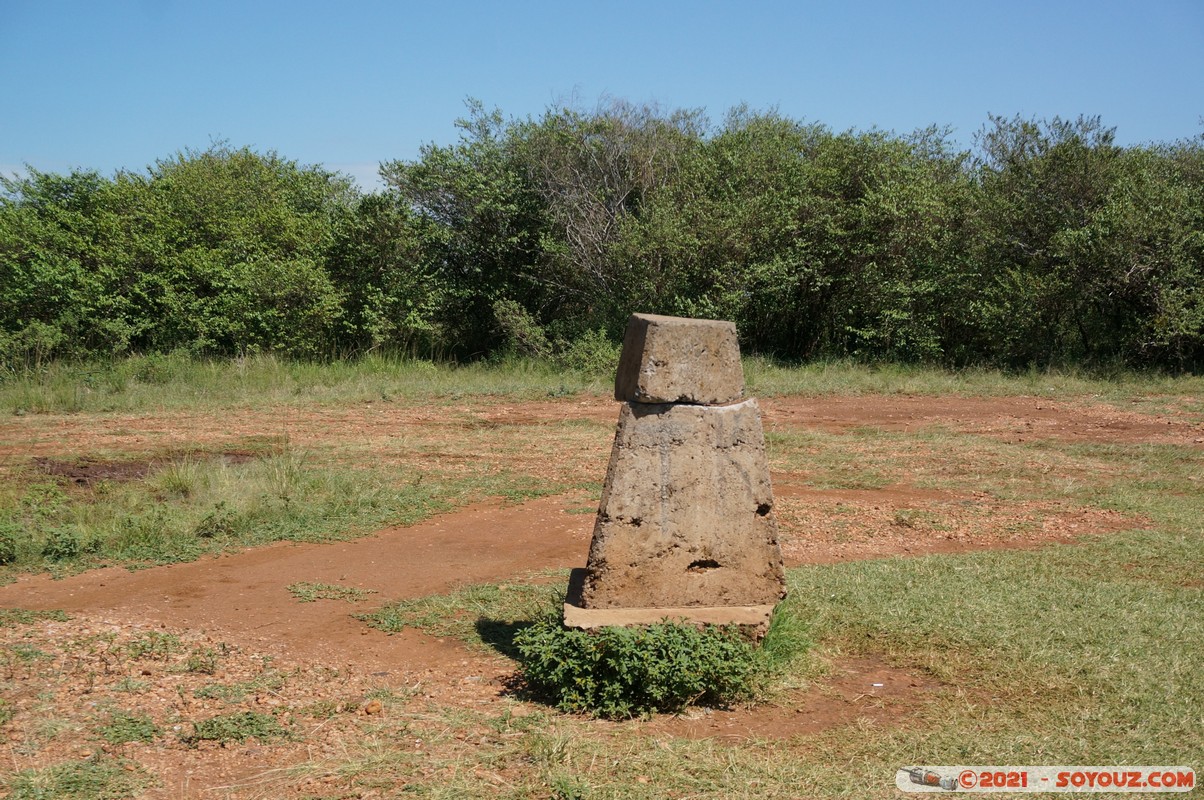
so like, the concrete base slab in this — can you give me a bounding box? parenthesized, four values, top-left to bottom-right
(563, 601, 776, 630)
(562, 568, 776, 632)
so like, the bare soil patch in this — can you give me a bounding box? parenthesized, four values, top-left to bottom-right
(762, 394, 1204, 446)
(31, 452, 256, 485)
(641, 655, 940, 742)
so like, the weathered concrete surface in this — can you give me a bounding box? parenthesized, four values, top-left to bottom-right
(580, 398, 786, 609)
(614, 313, 744, 405)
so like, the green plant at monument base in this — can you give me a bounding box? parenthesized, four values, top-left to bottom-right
(2, 757, 152, 800)
(513, 621, 759, 718)
(514, 599, 811, 719)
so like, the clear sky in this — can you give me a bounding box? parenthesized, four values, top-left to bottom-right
(2, 0, 1202, 191)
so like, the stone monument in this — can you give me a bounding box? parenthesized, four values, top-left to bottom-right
(563, 313, 787, 632)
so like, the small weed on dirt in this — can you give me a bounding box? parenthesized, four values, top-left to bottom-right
(286, 581, 377, 603)
(125, 631, 182, 660)
(97, 709, 160, 744)
(0, 608, 69, 627)
(194, 670, 288, 704)
(180, 711, 291, 746)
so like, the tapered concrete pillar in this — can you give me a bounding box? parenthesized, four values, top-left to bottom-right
(564, 313, 786, 632)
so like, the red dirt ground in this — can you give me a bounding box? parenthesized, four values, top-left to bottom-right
(1, 393, 1198, 797)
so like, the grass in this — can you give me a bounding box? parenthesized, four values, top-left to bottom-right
(0, 439, 571, 577)
(0, 352, 613, 415)
(363, 572, 812, 718)
(359, 576, 568, 653)
(0, 608, 69, 627)
(4, 351, 1203, 416)
(194, 670, 289, 703)
(744, 355, 1204, 402)
(1, 357, 1201, 798)
(180, 711, 291, 746)
(2, 757, 151, 800)
(286, 581, 377, 603)
(96, 709, 160, 745)
(124, 631, 182, 660)
(283, 520, 1201, 798)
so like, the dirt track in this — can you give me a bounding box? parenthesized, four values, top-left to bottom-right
(1, 392, 1199, 796)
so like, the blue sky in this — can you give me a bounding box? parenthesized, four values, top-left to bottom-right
(2, 0, 1202, 190)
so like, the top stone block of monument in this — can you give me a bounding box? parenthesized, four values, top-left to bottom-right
(614, 313, 744, 405)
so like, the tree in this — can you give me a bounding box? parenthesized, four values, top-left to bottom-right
(326, 192, 444, 356)
(380, 101, 549, 356)
(969, 115, 1124, 366)
(513, 98, 706, 332)
(0, 145, 359, 363)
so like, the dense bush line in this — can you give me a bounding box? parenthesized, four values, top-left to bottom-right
(3, 102, 1201, 371)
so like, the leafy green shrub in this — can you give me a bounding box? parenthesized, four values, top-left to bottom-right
(555, 328, 619, 375)
(180, 711, 289, 746)
(41, 527, 81, 561)
(493, 299, 552, 359)
(513, 620, 760, 718)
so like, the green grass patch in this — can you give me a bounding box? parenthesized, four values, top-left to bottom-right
(96, 710, 159, 745)
(359, 578, 567, 652)
(0, 442, 562, 577)
(180, 711, 291, 746)
(3, 757, 151, 800)
(7, 643, 52, 663)
(744, 356, 1204, 401)
(123, 631, 182, 660)
(0, 352, 612, 415)
(788, 530, 1203, 765)
(6, 353, 1203, 416)
(0, 608, 69, 627)
(110, 677, 148, 694)
(193, 670, 289, 703)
